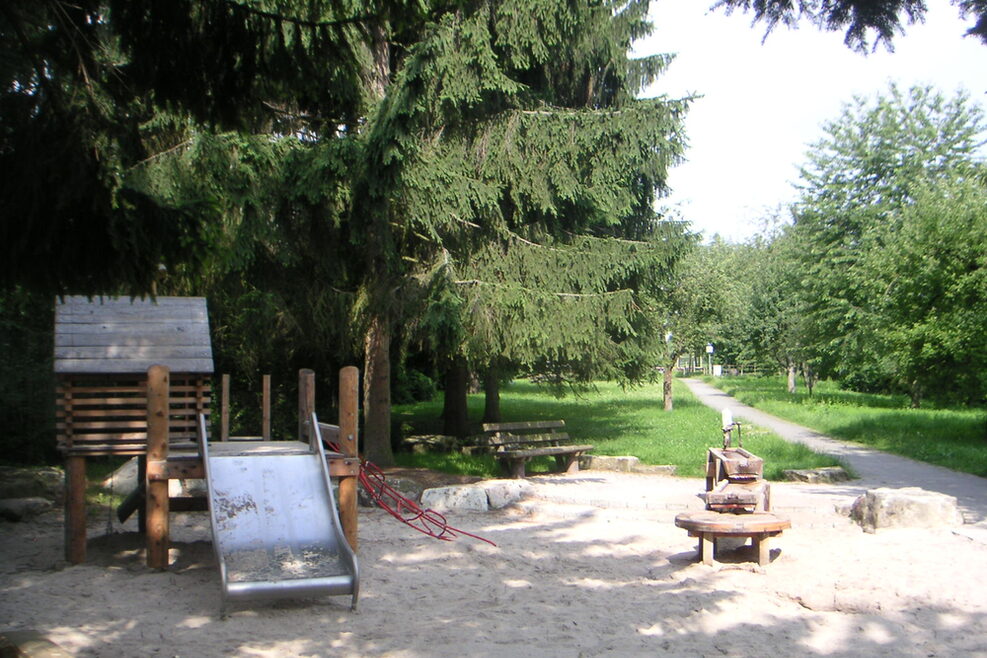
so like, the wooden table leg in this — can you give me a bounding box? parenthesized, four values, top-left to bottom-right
(754, 533, 771, 566)
(700, 533, 715, 566)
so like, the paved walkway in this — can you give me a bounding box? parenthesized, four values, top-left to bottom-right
(682, 378, 987, 525)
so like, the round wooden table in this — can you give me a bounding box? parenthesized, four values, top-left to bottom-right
(674, 510, 791, 566)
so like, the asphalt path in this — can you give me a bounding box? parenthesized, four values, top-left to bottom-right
(682, 378, 987, 525)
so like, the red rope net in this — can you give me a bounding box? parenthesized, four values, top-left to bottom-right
(326, 439, 495, 547)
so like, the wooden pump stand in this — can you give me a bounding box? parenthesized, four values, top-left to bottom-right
(145, 366, 361, 569)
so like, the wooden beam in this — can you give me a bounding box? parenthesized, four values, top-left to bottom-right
(262, 374, 271, 441)
(64, 456, 87, 564)
(146, 365, 170, 569)
(220, 374, 230, 441)
(146, 457, 205, 481)
(338, 366, 359, 552)
(298, 369, 315, 442)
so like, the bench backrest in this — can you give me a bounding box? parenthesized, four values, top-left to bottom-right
(482, 420, 568, 449)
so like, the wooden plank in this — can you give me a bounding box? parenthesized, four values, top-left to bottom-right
(55, 346, 213, 360)
(500, 444, 594, 459)
(493, 433, 570, 445)
(483, 420, 565, 432)
(56, 358, 213, 374)
(65, 443, 147, 457)
(56, 331, 211, 347)
(55, 408, 147, 418)
(57, 430, 147, 440)
(55, 320, 210, 335)
(146, 458, 205, 480)
(56, 295, 208, 319)
(56, 396, 146, 407)
(55, 383, 209, 395)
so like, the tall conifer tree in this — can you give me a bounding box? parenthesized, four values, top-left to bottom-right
(347, 0, 691, 457)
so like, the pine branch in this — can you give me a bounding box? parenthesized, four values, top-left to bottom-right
(127, 140, 194, 170)
(222, 0, 377, 29)
(454, 278, 631, 298)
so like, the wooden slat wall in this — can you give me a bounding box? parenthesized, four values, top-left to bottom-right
(56, 375, 211, 456)
(54, 296, 213, 375)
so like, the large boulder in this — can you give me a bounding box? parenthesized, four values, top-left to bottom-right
(580, 455, 639, 472)
(578, 455, 676, 475)
(0, 497, 53, 521)
(783, 466, 850, 484)
(0, 466, 65, 503)
(420, 485, 489, 512)
(478, 479, 533, 509)
(850, 487, 965, 533)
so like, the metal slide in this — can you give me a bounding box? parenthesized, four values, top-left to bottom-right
(197, 415, 358, 615)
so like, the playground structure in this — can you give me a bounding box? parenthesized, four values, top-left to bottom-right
(53, 297, 362, 566)
(55, 296, 215, 564)
(199, 411, 359, 614)
(674, 408, 790, 566)
(55, 295, 488, 611)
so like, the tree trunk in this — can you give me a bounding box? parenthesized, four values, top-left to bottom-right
(363, 313, 394, 466)
(802, 363, 816, 397)
(482, 365, 501, 424)
(787, 361, 798, 394)
(442, 356, 470, 438)
(910, 379, 923, 409)
(663, 361, 676, 411)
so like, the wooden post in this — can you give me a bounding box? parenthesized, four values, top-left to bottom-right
(220, 374, 230, 441)
(338, 366, 359, 552)
(64, 456, 87, 564)
(262, 374, 271, 441)
(146, 365, 170, 569)
(298, 369, 315, 442)
(137, 455, 147, 533)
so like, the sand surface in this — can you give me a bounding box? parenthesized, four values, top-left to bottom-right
(2, 471, 987, 657)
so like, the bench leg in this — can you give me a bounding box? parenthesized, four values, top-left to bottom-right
(504, 458, 526, 479)
(700, 533, 714, 566)
(555, 454, 580, 474)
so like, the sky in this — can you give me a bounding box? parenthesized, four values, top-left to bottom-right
(633, 0, 987, 242)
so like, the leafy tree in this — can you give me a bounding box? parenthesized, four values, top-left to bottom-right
(866, 174, 987, 405)
(787, 83, 986, 402)
(656, 241, 729, 410)
(733, 230, 814, 391)
(713, 0, 987, 51)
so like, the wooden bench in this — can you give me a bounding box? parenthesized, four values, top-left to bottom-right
(481, 420, 594, 479)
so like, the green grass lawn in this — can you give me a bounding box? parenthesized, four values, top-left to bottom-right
(706, 375, 987, 477)
(392, 379, 842, 480)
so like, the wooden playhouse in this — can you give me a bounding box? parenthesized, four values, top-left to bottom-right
(54, 296, 213, 563)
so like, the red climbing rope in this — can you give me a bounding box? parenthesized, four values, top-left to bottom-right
(325, 439, 496, 547)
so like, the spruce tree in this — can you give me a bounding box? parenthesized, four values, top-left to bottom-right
(346, 0, 691, 456)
